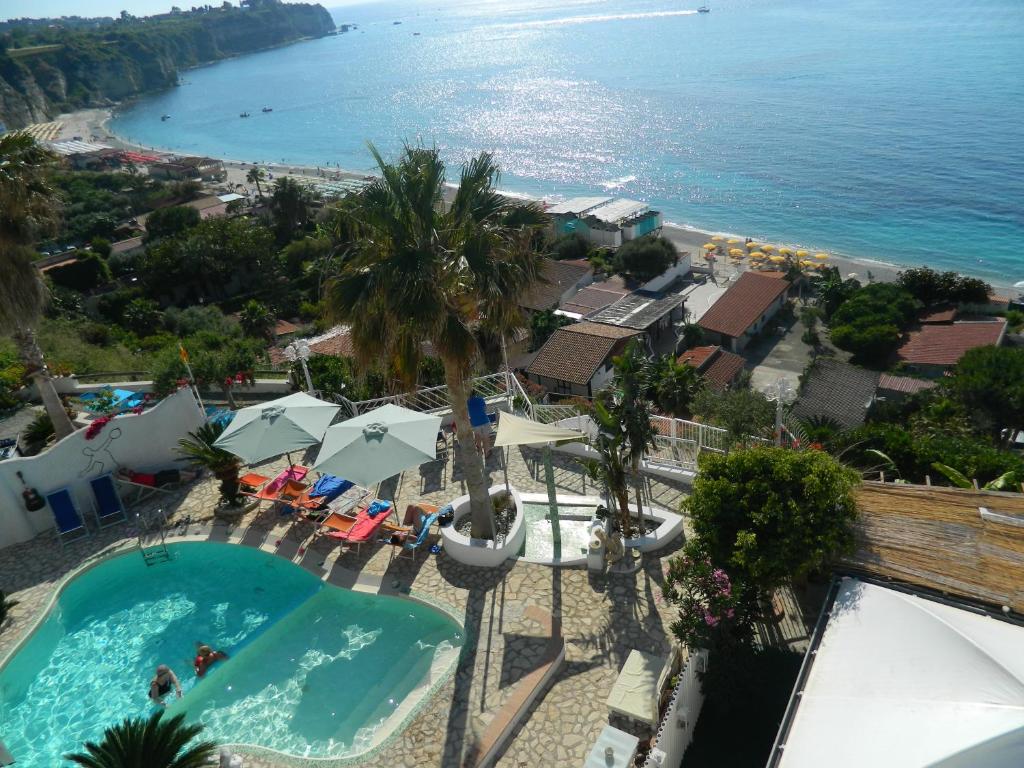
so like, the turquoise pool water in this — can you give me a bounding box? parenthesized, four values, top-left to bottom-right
(0, 543, 462, 765)
(521, 502, 595, 562)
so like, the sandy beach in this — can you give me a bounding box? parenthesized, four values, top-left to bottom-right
(53, 106, 1007, 294)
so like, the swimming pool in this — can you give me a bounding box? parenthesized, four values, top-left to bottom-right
(0, 542, 462, 765)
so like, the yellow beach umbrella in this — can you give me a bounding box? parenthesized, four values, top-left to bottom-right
(796, 250, 809, 257)
(749, 251, 766, 259)
(769, 255, 786, 263)
(703, 242, 718, 250)
(778, 247, 792, 255)
(761, 244, 775, 252)
(746, 242, 760, 249)
(729, 248, 744, 256)
(711, 235, 724, 242)
(728, 238, 742, 245)
(814, 252, 829, 260)
(800, 259, 814, 268)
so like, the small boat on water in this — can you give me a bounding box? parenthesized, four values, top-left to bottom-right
(161, 114, 171, 121)
(697, 6, 710, 12)
(261, 107, 273, 113)
(239, 112, 250, 118)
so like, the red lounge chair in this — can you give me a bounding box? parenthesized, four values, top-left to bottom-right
(317, 502, 393, 554)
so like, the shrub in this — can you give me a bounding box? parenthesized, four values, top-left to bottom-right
(691, 387, 775, 445)
(829, 283, 918, 366)
(529, 309, 573, 351)
(46, 253, 111, 292)
(122, 298, 163, 337)
(616, 236, 678, 282)
(548, 232, 590, 261)
(662, 542, 746, 650)
(89, 237, 112, 258)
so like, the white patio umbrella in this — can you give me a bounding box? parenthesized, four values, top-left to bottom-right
(213, 392, 340, 465)
(313, 403, 441, 487)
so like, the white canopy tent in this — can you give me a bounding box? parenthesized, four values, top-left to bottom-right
(493, 411, 586, 448)
(775, 578, 1024, 768)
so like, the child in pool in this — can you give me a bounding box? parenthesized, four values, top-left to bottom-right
(194, 644, 228, 677)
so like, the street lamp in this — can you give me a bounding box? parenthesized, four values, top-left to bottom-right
(284, 340, 314, 395)
(764, 377, 794, 447)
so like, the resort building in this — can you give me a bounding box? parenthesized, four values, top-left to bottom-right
(518, 258, 594, 314)
(697, 271, 791, 352)
(875, 373, 937, 404)
(585, 288, 686, 351)
(147, 155, 227, 182)
(525, 321, 641, 397)
(677, 345, 746, 391)
(894, 318, 1007, 377)
(547, 196, 663, 249)
(792, 359, 880, 430)
(558, 282, 631, 318)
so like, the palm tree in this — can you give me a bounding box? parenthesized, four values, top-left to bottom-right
(324, 145, 546, 538)
(269, 176, 318, 243)
(609, 340, 657, 529)
(583, 399, 634, 538)
(0, 132, 75, 440)
(178, 421, 241, 504)
(65, 711, 216, 768)
(245, 166, 266, 199)
(238, 299, 275, 341)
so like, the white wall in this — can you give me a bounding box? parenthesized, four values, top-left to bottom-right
(643, 649, 708, 768)
(0, 388, 206, 548)
(642, 254, 692, 293)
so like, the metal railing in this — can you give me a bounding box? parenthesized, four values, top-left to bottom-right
(337, 372, 515, 417)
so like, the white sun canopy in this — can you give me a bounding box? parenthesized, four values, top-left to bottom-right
(777, 578, 1024, 768)
(492, 411, 585, 448)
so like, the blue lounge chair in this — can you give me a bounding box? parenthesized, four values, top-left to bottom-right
(44, 487, 89, 546)
(89, 474, 128, 528)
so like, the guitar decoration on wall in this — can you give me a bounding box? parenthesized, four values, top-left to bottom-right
(16, 471, 45, 512)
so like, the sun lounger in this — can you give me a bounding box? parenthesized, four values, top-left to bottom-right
(238, 472, 270, 491)
(317, 500, 393, 554)
(89, 473, 128, 528)
(44, 487, 89, 546)
(263, 465, 308, 495)
(387, 504, 440, 561)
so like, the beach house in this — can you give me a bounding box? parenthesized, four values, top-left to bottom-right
(547, 196, 664, 249)
(518, 258, 594, 314)
(697, 272, 791, 352)
(677, 345, 746, 391)
(894, 318, 1007, 377)
(525, 322, 641, 398)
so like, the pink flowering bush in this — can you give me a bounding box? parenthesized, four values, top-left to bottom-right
(662, 544, 745, 650)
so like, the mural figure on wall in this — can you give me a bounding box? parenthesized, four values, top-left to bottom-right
(79, 426, 123, 478)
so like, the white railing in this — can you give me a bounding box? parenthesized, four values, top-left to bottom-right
(533, 404, 584, 425)
(336, 372, 514, 417)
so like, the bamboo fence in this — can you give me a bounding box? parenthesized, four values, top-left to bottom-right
(846, 481, 1024, 611)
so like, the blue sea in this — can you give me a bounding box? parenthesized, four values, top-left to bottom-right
(110, 0, 1024, 284)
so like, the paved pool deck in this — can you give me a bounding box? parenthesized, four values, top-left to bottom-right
(0, 444, 697, 767)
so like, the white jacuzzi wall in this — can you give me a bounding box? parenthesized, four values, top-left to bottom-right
(440, 485, 525, 568)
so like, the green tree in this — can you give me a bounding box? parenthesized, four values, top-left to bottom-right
(268, 176, 318, 243)
(616, 236, 677, 282)
(178, 421, 243, 504)
(828, 282, 918, 366)
(122, 297, 163, 337)
(46, 252, 111, 292)
(239, 299, 275, 341)
(324, 146, 546, 539)
(897, 266, 991, 307)
(944, 345, 1024, 445)
(0, 132, 75, 439)
(528, 309, 573, 351)
(692, 386, 774, 446)
(686, 447, 859, 598)
(144, 205, 201, 242)
(65, 710, 215, 768)
(814, 266, 860, 319)
(246, 166, 266, 199)
(678, 321, 704, 351)
(90, 236, 112, 257)
(548, 231, 590, 261)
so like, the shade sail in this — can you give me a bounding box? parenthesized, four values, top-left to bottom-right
(776, 578, 1024, 768)
(213, 392, 339, 464)
(493, 411, 585, 447)
(313, 403, 440, 487)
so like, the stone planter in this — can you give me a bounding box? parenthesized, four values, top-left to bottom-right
(440, 485, 525, 568)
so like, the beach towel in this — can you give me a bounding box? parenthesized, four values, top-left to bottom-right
(310, 474, 353, 504)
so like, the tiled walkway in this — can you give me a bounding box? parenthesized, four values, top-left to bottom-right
(0, 445, 691, 767)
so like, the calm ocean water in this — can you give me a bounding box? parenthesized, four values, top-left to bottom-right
(111, 0, 1024, 283)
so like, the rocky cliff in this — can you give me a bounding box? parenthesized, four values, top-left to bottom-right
(0, 2, 334, 130)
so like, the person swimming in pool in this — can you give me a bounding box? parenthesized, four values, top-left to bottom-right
(149, 664, 182, 706)
(194, 644, 228, 677)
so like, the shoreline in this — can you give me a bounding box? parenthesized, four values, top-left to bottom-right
(56, 106, 1016, 295)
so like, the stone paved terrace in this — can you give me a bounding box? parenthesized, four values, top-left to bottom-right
(0, 444, 718, 767)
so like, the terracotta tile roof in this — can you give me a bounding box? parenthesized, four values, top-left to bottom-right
(268, 325, 354, 365)
(677, 345, 746, 390)
(519, 259, 592, 312)
(877, 374, 938, 395)
(274, 319, 300, 336)
(698, 272, 790, 339)
(896, 320, 1007, 367)
(793, 359, 880, 430)
(559, 285, 629, 316)
(919, 305, 957, 324)
(526, 322, 639, 386)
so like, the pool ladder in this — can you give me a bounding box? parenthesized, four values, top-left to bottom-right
(135, 509, 171, 565)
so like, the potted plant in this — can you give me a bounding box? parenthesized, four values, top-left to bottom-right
(177, 421, 242, 508)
